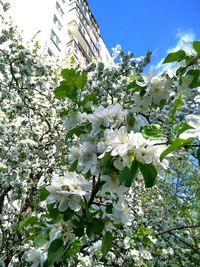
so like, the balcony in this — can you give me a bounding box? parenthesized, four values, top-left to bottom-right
(66, 39, 89, 65)
(67, 18, 99, 60)
(68, 3, 100, 46)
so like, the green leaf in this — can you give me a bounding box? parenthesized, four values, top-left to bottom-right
(119, 167, 132, 187)
(176, 66, 187, 76)
(73, 226, 84, 237)
(186, 69, 200, 89)
(48, 239, 65, 265)
(106, 203, 113, 214)
(102, 231, 112, 257)
(160, 137, 194, 161)
(140, 163, 157, 188)
(82, 93, 98, 106)
(66, 126, 86, 138)
(119, 160, 139, 187)
(86, 218, 104, 238)
(170, 94, 183, 124)
(19, 216, 38, 228)
(32, 203, 45, 212)
(63, 208, 74, 221)
(59, 109, 69, 117)
(163, 50, 186, 64)
(40, 187, 50, 201)
(175, 122, 194, 136)
(61, 68, 76, 80)
(140, 89, 146, 97)
(69, 160, 78, 172)
(142, 124, 163, 140)
(61, 69, 87, 89)
(193, 41, 200, 54)
(55, 69, 87, 100)
(101, 152, 113, 175)
(126, 114, 136, 127)
(54, 80, 77, 100)
(196, 148, 200, 166)
(130, 159, 140, 179)
(76, 72, 87, 89)
(66, 239, 83, 257)
(47, 203, 60, 220)
(127, 80, 146, 91)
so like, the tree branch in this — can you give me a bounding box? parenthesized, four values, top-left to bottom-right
(156, 224, 200, 236)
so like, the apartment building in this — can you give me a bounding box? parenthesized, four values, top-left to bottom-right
(1, 0, 111, 65)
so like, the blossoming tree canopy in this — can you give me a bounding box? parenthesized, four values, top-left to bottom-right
(0, 19, 200, 267)
(26, 41, 200, 266)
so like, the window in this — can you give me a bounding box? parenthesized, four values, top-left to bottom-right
(79, 23, 85, 37)
(53, 15, 62, 31)
(56, 2, 64, 17)
(3, 2, 11, 12)
(48, 48, 54, 57)
(82, 28, 86, 36)
(50, 30, 61, 51)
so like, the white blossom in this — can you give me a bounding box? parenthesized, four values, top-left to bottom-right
(98, 126, 131, 158)
(101, 174, 128, 196)
(78, 142, 98, 174)
(89, 104, 126, 135)
(64, 112, 88, 131)
(26, 249, 46, 267)
(112, 201, 133, 225)
(46, 171, 91, 211)
(78, 255, 92, 267)
(179, 114, 200, 140)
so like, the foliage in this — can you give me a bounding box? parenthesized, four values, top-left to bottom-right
(0, 16, 200, 267)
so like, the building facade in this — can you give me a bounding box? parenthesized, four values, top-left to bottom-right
(1, 0, 111, 65)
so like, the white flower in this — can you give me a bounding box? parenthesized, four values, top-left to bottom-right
(78, 142, 98, 174)
(68, 146, 79, 163)
(150, 78, 171, 104)
(133, 74, 171, 107)
(113, 156, 129, 170)
(129, 249, 140, 260)
(124, 236, 131, 249)
(112, 201, 133, 225)
(78, 255, 92, 267)
(132, 93, 152, 113)
(101, 174, 128, 195)
(131, 114, 149, 132)
(26, 249, 46, 267)
(132, 133, 167, 166)
(49, 225, 62, 241)
(140, 250, 152, 260)
(98, 126, 131, 158)
(89, 105, 110, 135)
(179, 114, 200, 140)
(134, 143, 157, 164)
(49, 222, 75, 243)
(89, 104, 125, 135)
(58, 194, 83, 211)
(106, 103, 126, 128)
(90, 240, 102, 251)
(46, 171, 91, 211)
(64, 112, 88, 131)
(179, 75, 194, 96)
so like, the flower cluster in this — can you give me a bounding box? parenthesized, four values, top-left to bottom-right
(1, 16, 200, 267)
(46, 171, 91, 211)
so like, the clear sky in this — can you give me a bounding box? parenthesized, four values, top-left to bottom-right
(88, 0, 200, 66)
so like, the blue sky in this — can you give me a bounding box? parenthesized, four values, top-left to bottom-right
(88, 0, 200, 66)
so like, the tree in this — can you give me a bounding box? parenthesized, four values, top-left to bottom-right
(0, 17, 200, 267)
(0, 18, 68, 265)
